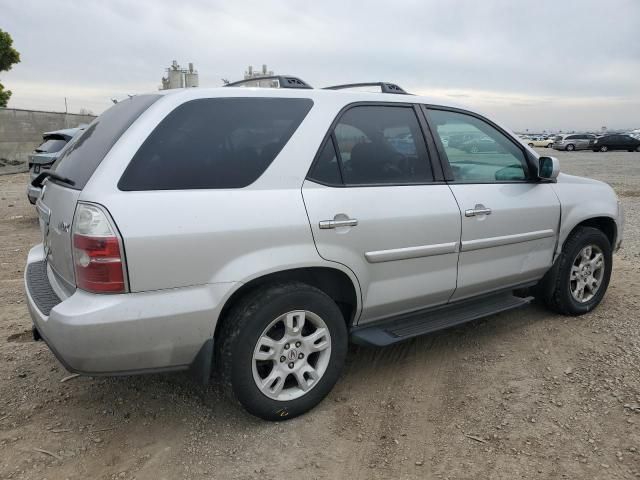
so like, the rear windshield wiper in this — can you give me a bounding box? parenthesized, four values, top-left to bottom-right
(31, 171, 76, 188)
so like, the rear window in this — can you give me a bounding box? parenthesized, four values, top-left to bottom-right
(52, 95, 160, 189)
(118, 97, 313, 190)
(35, 137, 68, 154)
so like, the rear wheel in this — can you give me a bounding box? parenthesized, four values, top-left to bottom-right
(566, 144, 575, 151)
(217, 282, 348, 420)
(537, 227, 612, 315)
(528, 142, 534, 147)
(599, 145, 608, 152)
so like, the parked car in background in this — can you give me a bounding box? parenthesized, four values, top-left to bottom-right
(448, 132, 482, 149)
(523, 136, 554, 148)
(459, 136, 503, 153)
(25, 81, 623, 420)
(592, 134, 640, 152)
(552, 134, 596, 151)
(26, 127, 84, 204)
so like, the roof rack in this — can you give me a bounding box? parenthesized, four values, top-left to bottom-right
(323, 82, 408, 95)
(224, 76, 313, 89)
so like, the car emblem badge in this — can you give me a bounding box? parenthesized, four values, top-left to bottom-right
(288, 349, 298, 362)
(58, 221, 71, 233)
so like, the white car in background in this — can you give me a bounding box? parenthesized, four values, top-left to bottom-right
(521, 136, 554, 148)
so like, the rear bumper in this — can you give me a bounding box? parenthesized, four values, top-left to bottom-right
(26, 184, 41, 205)
(24, 244, 237, 376)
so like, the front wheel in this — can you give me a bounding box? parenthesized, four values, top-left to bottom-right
(217, 282, 348, 420)
(566, 144, 575, 151)
(599, 145, 608, 152)
(537, 227, 612, 315)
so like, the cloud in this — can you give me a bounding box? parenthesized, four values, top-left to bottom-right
(3, 0, 639, 130)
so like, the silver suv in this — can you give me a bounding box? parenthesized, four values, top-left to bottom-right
(552, 133, 596, 151)
(25, 78, 624, 420)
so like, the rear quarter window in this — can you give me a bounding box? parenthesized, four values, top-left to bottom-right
(118, 97, 313, 190)
(52, 95, 160, 189)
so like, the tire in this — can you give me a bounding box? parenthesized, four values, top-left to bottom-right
(471, 145, 479, 153)
(217, 282, 348, 421)
(599, 145, 608, 152)
(528, 143, 534, 147)
(636, 145, 640, 152)
(566, 144, 575, 151)
(537, 227, 612, 315)
(546, 143, 552, 148)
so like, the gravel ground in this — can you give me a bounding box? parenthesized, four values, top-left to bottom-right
(1, 149, 639, 479)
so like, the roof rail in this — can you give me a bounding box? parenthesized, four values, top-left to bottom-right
(224, 76, 313, 89)
(323, 82, 408, 95)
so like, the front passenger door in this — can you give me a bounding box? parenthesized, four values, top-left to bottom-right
(426, 107, 561, 301)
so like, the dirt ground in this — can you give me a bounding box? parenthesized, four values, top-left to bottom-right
(1, 149, 639, 480)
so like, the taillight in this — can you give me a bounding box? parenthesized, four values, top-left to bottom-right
(72, 203, 127, 293)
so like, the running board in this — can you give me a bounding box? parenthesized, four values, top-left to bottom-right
(351, 292, 533, 347)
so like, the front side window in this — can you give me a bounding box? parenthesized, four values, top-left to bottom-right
(331, 105, 433, 185)
(428, 109, 528, 183)
(119, 97, 313, 190)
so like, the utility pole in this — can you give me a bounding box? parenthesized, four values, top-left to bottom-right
(64, 97, 68, 114)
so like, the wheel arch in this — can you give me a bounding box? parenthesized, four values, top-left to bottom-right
(561, 216, 617, 252)
(214, 266, 362, 341)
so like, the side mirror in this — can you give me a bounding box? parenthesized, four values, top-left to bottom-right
(538, 156, 559, 180)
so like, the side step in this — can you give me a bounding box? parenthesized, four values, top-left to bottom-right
(351, 292, 533, 347)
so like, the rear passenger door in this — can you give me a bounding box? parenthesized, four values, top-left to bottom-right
(425, 107, 561, 301)
(302, 104, 462, 324)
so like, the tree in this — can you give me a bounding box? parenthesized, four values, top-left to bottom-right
(0, 29, 21, 107)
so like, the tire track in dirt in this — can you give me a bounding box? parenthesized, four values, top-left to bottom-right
(325, 333, 458, 479)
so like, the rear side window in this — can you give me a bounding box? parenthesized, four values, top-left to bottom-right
(119, 97, 313, 190)
(52, 95, 160, 189)
(331, 105, 433, 185)
(308, 139, 342, 185)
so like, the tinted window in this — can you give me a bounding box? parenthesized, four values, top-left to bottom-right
(428, 109, 528, 183)
(53, 95, 160, 189)
(332, 106, 432, 185)
(119, 98, 313, 190)
(35, 138, 68, 153)
(566, 135, 578, 140)
(308, 138, 342, 185)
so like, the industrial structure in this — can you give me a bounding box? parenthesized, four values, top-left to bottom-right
(160, 61, 199, 90)
(239, 65, 277, 88)
(245, 64, 273, 79)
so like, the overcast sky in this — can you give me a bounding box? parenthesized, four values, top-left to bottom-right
(3, 0, 639, 131)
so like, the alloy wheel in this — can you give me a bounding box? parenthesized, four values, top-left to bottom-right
(252, 310, 332, 401)
(569, 244, 605, 303)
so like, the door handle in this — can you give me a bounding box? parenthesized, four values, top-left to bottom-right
(319, 218, 358, 229)
(465, 207, 492, 217)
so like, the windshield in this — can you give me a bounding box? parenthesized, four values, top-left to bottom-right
(52, 94, 160, 189)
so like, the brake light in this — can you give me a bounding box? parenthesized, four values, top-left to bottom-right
(72, 203, 127, 293)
